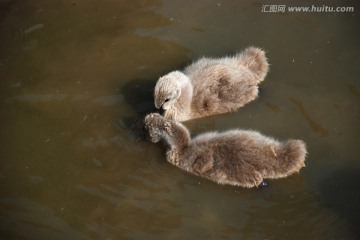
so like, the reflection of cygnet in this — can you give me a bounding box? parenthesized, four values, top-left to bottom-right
(144, 113, 307, 188)
(154, 47, 269, 121)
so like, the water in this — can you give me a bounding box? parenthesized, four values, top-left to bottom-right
(0, 0, 359, 239)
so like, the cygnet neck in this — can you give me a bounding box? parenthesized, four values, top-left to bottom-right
(173, 72, 193, 115)
(161, 120, 191, 150)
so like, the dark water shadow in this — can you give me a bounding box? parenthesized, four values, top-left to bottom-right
(319, 167, 360, 237)
(120, 79, 158, 140)
(0, 1, 14, 21)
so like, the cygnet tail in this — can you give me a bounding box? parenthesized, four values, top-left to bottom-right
(236, 47, 269, 83)
(278, 140, 307, 177)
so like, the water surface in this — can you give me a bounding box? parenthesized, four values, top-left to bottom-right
(0, 0, 359, 239)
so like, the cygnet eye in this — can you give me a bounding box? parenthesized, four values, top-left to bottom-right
(164, 98, 170, 102)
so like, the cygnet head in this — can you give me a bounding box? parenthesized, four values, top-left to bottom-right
(143, 113, 163, 143)
(154, 71, 187, 113)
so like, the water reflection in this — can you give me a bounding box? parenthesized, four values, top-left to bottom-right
(0, 198, 90, 240)
(320, 167, 360, 238)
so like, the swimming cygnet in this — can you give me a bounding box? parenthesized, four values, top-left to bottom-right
(144, 113, 307, 188)
(154, 47, 269, 121)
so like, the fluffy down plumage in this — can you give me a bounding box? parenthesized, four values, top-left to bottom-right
(154, 47, 269, 121)
(144, 113, 307, 188)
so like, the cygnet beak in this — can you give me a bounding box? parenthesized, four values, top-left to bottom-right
(157, 107, 165, 115)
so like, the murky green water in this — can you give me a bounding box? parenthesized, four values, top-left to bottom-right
(1, 0, 359, 239)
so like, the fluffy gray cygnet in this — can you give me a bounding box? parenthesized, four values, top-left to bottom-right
(144, 113, 307, 188)
(154, 47, 269, 121)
